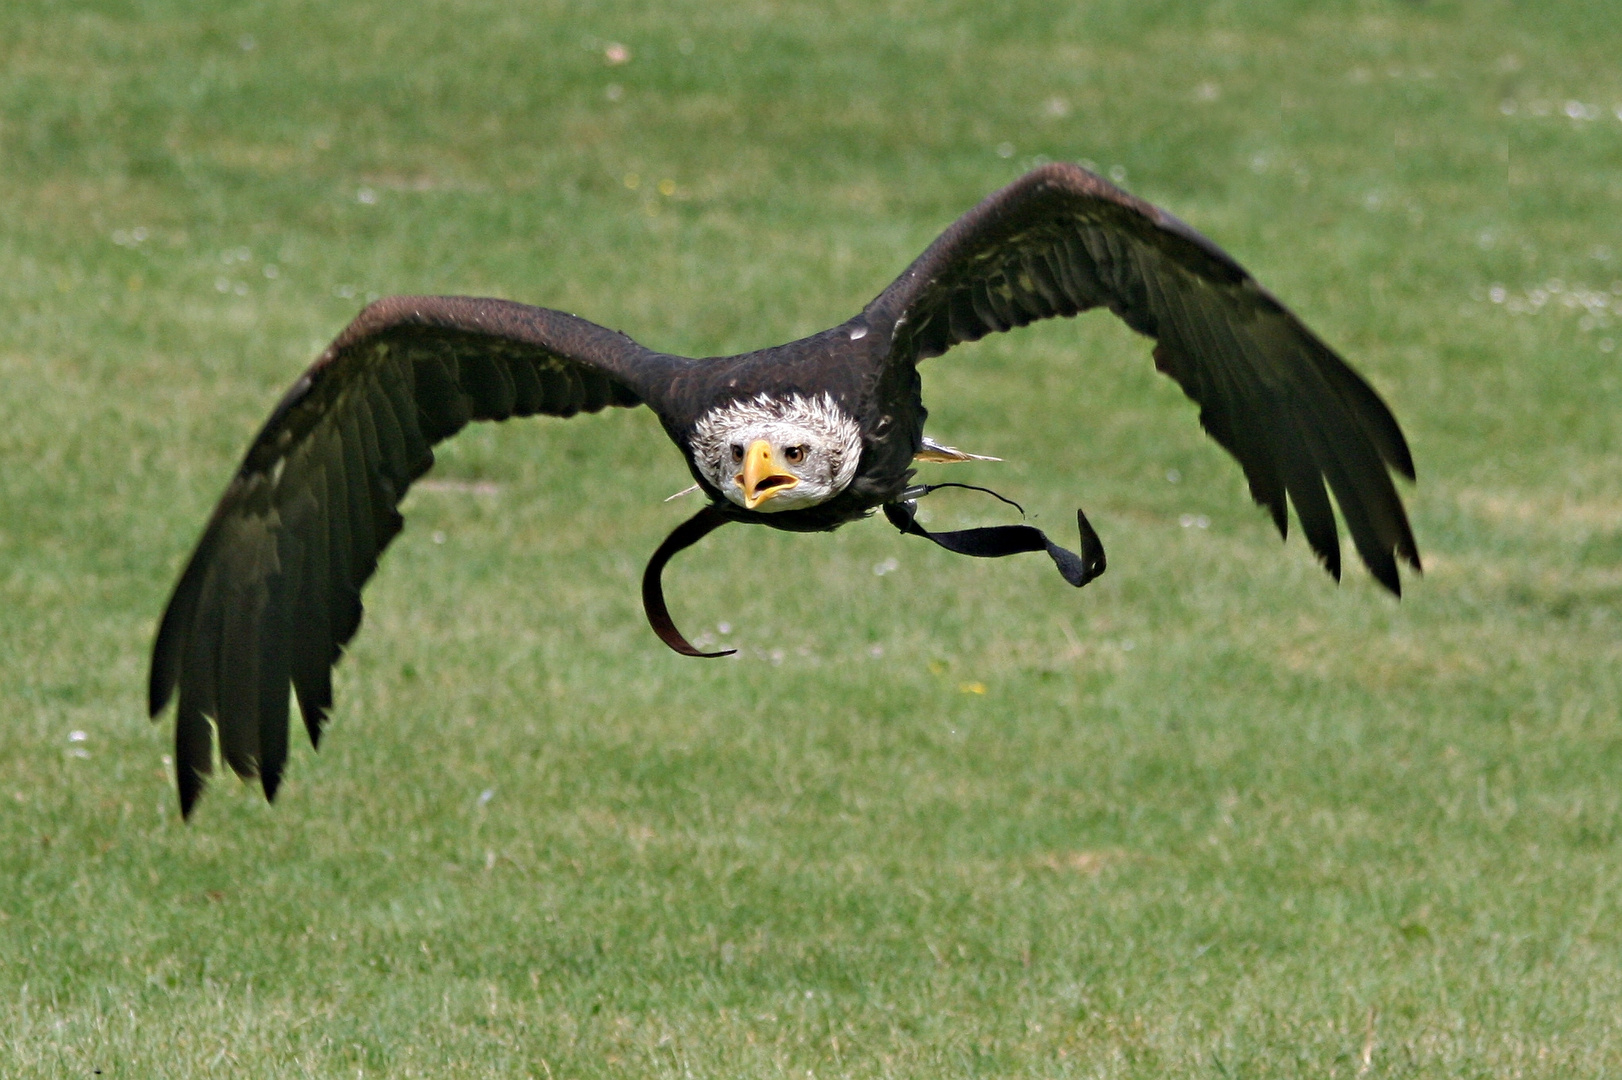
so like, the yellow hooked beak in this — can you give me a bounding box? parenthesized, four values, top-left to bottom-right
(737, 439, 799, 509)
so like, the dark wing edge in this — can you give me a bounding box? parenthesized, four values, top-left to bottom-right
(864, 162, 1419, 593)
(149, 295, 673, 816)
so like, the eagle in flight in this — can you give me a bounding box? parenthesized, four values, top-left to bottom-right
(150, 163, 1420, 815)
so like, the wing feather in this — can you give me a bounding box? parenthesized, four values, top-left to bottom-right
(286, 488, 334, 747)
(337, 403, 379, 577)
(174, 684, 212, 816)
(363, 375, 411, 485)
(553, 362, 587, 415)
(319, 423, 360, 643)
(413, 352, 472, 440)
(255, 556, 293, 801)
(869, 163, 1418, 590)
(510, 355, 547, 414)
(217, 551, 263, 777)
(1147, 273, 1292, 536)
(172, 552, 227, 800)
(149, 296, 676, 815)
(460, 350, 517, 418)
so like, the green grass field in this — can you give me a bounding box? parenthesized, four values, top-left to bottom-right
(3, 0, 1621, 1075)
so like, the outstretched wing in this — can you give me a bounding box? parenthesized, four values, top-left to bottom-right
(866, 163, 1419, 594)
(149, 295, 676, 815)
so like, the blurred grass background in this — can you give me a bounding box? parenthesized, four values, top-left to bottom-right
(2, 0, 1621, 1075)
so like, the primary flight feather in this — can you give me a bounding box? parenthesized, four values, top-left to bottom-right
(149, 163, 1420, 816)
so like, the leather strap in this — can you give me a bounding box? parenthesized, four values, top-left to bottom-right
(883, 496, 1105, 588)
(642, 505, 736, 657)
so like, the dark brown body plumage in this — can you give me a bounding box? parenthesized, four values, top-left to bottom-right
(150, 163, 1419, 815)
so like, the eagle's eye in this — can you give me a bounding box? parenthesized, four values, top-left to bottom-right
(784, 445, 804, 463)
(730, 443, 744, 462)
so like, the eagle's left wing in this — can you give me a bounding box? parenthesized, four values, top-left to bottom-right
(864, 163, 1419, 594)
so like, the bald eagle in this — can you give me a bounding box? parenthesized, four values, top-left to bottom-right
(149, 163, 1419, 815)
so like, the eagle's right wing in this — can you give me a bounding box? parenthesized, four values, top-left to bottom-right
(149, 295, 680, 815)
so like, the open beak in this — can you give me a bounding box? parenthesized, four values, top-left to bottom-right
(737, 439, 799, 509)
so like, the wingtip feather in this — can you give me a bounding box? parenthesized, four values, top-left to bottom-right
(262, 763, 283, 803)
(176, 751, 207, 820)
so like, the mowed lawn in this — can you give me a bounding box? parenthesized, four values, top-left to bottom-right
(3, 0, 1621, 1075)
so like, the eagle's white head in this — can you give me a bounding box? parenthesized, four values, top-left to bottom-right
(690, 393, 864, 512)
